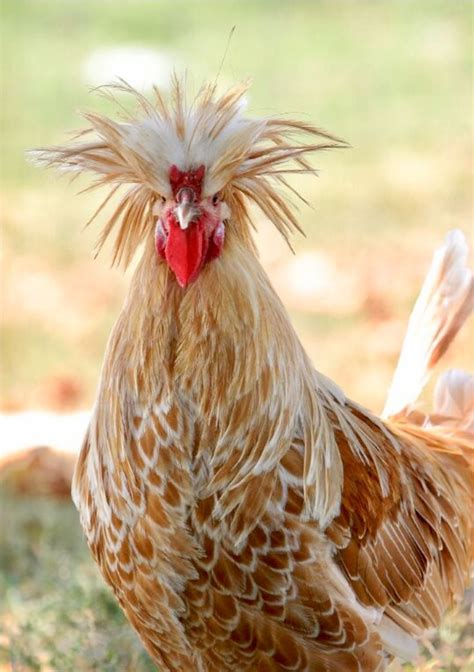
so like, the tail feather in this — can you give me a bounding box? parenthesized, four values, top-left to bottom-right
(383, 229, 473, 420)
(427, 369, 474, 441)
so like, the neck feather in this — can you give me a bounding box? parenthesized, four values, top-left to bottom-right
(93, 232, 353, 528)
(105, 234, 304, 400)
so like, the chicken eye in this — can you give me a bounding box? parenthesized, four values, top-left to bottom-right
(160, 195, 166, 204)
(212, 194, 220, 206)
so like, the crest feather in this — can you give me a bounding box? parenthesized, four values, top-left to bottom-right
(29, 77, 347, 267)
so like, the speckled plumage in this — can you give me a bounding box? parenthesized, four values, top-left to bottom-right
(33, 79, 472, 671)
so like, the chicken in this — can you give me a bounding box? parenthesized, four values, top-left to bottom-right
(32, 78, 473, 672)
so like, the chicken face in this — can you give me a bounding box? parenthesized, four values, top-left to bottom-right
(154, 164, 228, 287)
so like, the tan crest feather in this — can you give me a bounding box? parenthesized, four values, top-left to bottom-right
(28, 76, 347, 267)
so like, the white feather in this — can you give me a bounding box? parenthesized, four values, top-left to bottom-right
(383, 229, 473, 418)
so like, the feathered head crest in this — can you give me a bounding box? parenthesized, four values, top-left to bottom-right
(31, 76, 346, 266)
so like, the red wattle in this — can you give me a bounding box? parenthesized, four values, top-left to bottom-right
(165, 219, 207, 287)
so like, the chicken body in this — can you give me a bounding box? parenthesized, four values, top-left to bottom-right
(35, 79, 472, 671)
(73, 235, 471, 671)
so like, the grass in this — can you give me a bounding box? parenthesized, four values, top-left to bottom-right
(0, 0, 472, 669)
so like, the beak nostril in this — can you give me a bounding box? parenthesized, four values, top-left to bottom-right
(176, 186, 197, 205)
(174, 186, 201, 230)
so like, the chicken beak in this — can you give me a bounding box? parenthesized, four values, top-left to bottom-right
(174, 201, 197, 230)
(173, 186, 201, 231)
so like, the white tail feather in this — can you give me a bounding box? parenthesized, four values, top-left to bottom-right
(383, 229, 473, 419)
(425, 369, 474, 439)
(377, 615, 419, 661)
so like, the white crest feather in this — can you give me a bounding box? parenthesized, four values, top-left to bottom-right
(28, 76, 347, 267)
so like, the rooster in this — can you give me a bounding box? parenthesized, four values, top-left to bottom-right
(32, 78, 473, 671)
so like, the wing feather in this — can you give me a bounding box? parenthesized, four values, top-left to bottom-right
(328, 404, 471, 644)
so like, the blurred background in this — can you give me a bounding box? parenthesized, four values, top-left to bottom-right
(0, 1, 472, 670)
